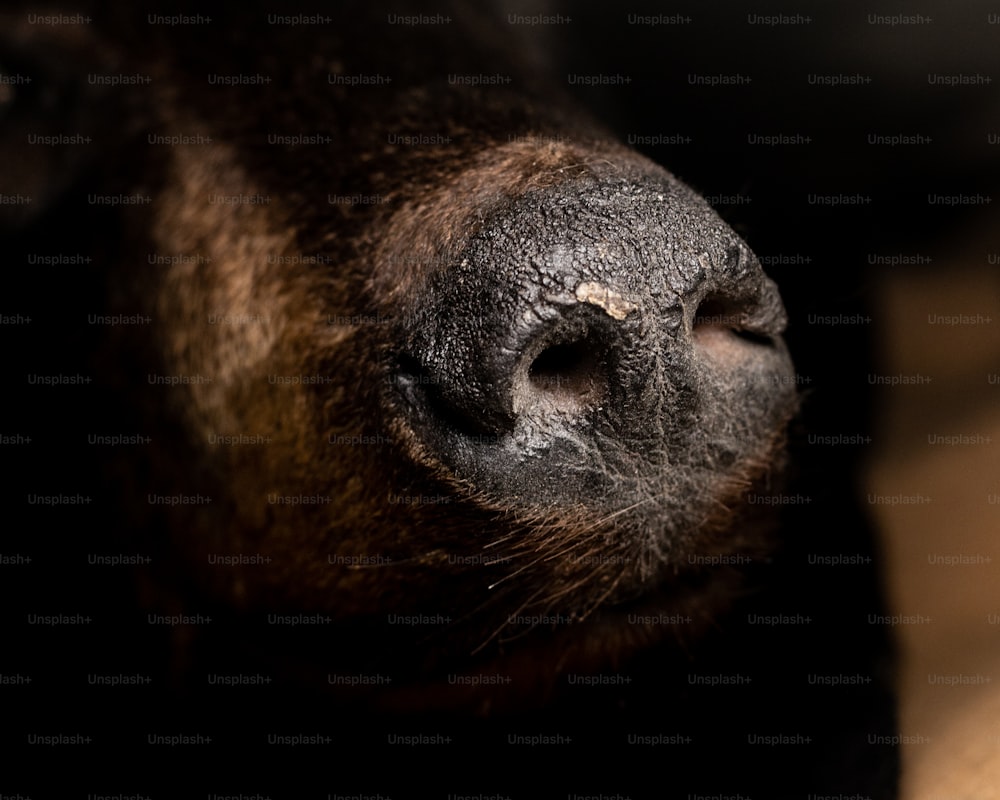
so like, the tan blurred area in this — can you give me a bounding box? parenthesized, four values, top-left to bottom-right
(867, 213, 1000, 798)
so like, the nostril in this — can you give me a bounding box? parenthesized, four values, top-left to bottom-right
(693, 296, 775, 347)
(522, 333, 607, 415)
(529, 340, 594, 394)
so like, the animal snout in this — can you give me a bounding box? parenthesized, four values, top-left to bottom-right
(388, 170, 798, 512)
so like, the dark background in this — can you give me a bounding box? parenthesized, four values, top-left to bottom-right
(2, 1, 999, 796)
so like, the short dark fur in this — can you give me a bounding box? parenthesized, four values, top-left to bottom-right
(3, 1, 896, 794)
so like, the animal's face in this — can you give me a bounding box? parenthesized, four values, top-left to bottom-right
(3, 7, 906, 793)
(376, 146, 798, 621)
(4, 2, 796, 690)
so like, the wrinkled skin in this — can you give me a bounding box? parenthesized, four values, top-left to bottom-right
(2, 1, 896, 793)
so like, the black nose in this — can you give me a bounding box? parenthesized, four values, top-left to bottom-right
(398, 280, 637, 436)
(389, 169, 797, 509)
(398, 273, 782, 425)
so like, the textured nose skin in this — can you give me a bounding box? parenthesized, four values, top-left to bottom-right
(392, 163, 797, 511)
(403, 270, 639, 435)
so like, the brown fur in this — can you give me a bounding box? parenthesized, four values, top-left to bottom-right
(124, 122, 799, 703)
(5, 0, 804, 712)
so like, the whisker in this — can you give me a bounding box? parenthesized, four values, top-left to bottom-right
(489, 496, 654, 590)
(471, 582, 552, 655)
(581, 568, 627, 619)
(483, 530, 518, 549)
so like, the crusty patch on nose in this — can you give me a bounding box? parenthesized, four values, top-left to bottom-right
(574, 281, 638, 320)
